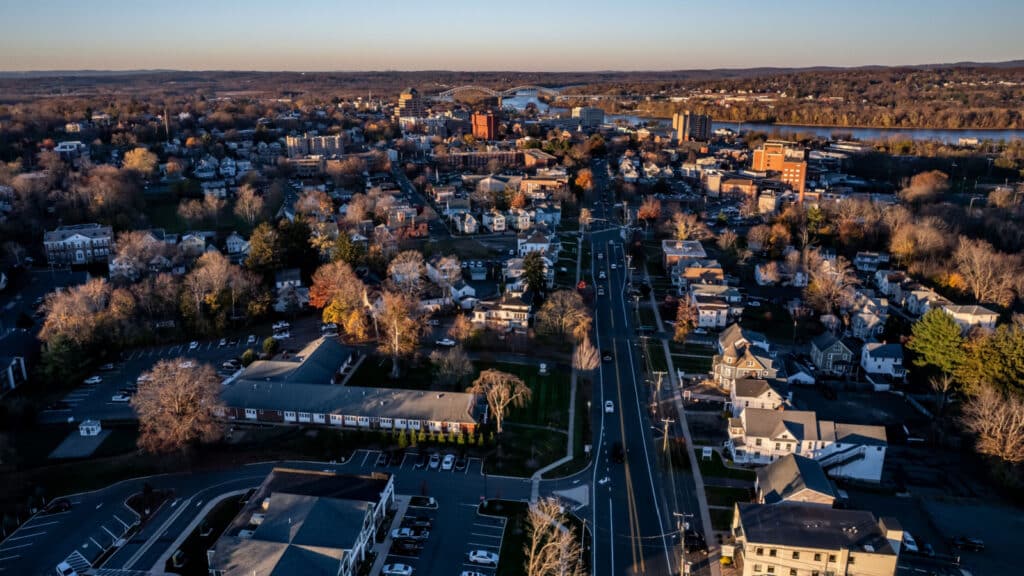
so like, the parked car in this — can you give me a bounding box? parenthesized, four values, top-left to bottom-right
(376, 453, 389, 467)
(99, 363, 115, 371)
(218, 338, 227, 347)
(428, 453, 440, 469)
(392, 540, 424, 555)
(604, 400, 614, 413)
(441, 454, 455, 470)
(455, 456, 468, 470)
(435, 338, 456, 347)
(414, 453, 428, 469)
(461, 572, 487, 576)
(272, 331, 290, 340)
(391, 527, 428, 541)
(246, 334, 256, 345)
(222, 360, 240, 370)
(466, 550, 499, 566)
(136, 374, 151, 384)
(949, 536, 985, 552)
(111, 394, 132, 402)
(381, 563, 414, 576)
(272, 321, 290, 331)
(46, 498, 72, 513)
(746, 300, 761, 307)
(179, 360, 195, 369)
(402, 515, 433, 529)
(55, 562, 78, 576)
(601, 350, 613, 362)
(227, 337, 239, 346)
(188, 341, 199, 351)
(84, 375, 102, 385)
(598, 270, 607, 279)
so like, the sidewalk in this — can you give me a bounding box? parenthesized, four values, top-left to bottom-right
(367, 495, 410, 576)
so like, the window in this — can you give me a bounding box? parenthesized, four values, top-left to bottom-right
(767, 567, 775, 574)
(244, 408, 257, 420)
(792, 551, 800, 560)
(813, 553, 821, 561)
(753, 565, 762, 572)
(756, 547, 764, 556)
(769, 549, 777, 557)
(774, 443, 780, 450)
(828, 554, 836, 562)
(812, 572, 820, 576)
(848, 556, 855, 564)
(756, 438, 763, 446)
(790, 570, 797, 576)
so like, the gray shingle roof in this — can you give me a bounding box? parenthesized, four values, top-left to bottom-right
(737, 502, 895, 554)
(756, 454, 835, 505)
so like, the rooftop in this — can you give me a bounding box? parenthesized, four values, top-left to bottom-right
(756, 454, 835, 505)
(737, 502, 895, 555)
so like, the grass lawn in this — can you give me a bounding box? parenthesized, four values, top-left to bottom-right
(704, 486, 752, 508)
(477, 361, 571, 429)
(695, 450, 756, 482)
(644, 339, 669, 372)
(345, 355, 436, 391)
(544, 377, 590, 478)
(672, 355, 713, 374)
(709, 507, 734, 531)
(485, 427, 565, 477)
(740, 304, 797, 343)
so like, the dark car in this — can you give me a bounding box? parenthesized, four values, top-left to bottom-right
(611, 442, 625, 463)
(414, 453, 428, 469)
(402, 515, 433, 529)
(392, 540, 423, 555)
(601, 350, 613, 362)
(455, 456, 468, 471)
(950, 536, 985, 552)
(45, 498, 72, 513)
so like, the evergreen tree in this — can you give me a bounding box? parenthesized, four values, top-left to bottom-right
(907, 308, 964, 375)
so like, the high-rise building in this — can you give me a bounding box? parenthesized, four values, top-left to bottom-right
(395, 87, 426, 119)
(752, 140, 808, 200)
(472, 111, 500, 140)
(571, 106, 605, 128)
(673, 111, 712, 142)
(286, 133, 344, 158)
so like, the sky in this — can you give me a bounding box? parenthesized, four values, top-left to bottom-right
(1, 0, 1022, 72)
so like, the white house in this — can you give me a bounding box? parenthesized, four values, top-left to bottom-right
(452, 213, 478, 235)
(691, 293, 731, 329)
(726, 408, 887, 483)
(225, 231, 249, 256)
(942, 304, 998, 334)
(517, 231, 552, 257)
(860, 343, 905, 390)
(44, 223, 113, 266)
(481, 210, 506, 233)
(729, 378, 788, 417)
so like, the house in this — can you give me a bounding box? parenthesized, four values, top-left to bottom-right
(873, 269, 907, 297)
(784, 356, 816, 386)
(726, 408, 887, 482)
(504, 256, 554, 291)
(452, 213, 478, 235)
(220, 338, 479, 434)
(178, 233, 208, 258)
(853, 251, 890, 272)
(200, 180, 228, 199)
(755, 454, 836, 506)
(942, 304, 998, 334)
(810, 333, 857, 376)
(712, 324, 778, 391)
(691, 293, 731, 329)
(274, 268, 309, 313)
(225, 231, 249, 257)
(481, 210, 506, 233)
(517, 231, 552, 257)
(425, 255, 462, 287)
(507, 208, 534, 231)
(471, 292, 532, 333)
(662, 240, 707, 270)
(449, 280, 476, 305)
(849, 291, 888, 340)
(730, 378, 788, 417)
(418, 283, 452, 312)
(671, 259, 723, 292)
(727, 502, 901, 576)
(207, 467, 395, 576)
(903, 288, 949, 316)
(0, 355, 27, 392)
(533, 202, 562, 228)
(860, 343, 905, 390)
(44, 223, 113, 266)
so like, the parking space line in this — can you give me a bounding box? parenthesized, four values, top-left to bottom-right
(0, 554, 21, 561)
(2, 532, 45, 541)
(0, 543, 33, 552)
(89, 536, 103, 549)
(114, 515, 130, 530)
(22, 520, 59, 529)
(101, 524, 118, 539)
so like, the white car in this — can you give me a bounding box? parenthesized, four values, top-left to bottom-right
(55, 562, 78, 576)
(467, 549, 499, 566)
(179, 360, 195, 369)
(605, 400, 614, 413)
(84, 376, 102, 385)
(747, 300, 762, 307)
(461, 572, 487, 576)
(598, 270, 607, 279)
(435, 338, 456, 347)
(598, 287, 605, 296)
(188, 341, 199, 351)
(136, 374, 152, 384)
(272, 321, 290, 331)
(391, 527, 428, 540)
(382, 564, 413, 576)
(218, 338, 227, 347)
(272, 332, 290, 340)
(247, 334, 257, 345)
(442, 454, 455, 470)
(111, 394, 131, 402)
(610, 263, 617, 269)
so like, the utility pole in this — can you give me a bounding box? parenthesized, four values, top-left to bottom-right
(654, 370, 667, 398)
(661, 417, 675, 452)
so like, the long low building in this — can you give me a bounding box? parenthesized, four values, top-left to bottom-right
(220, 338, 480, 435)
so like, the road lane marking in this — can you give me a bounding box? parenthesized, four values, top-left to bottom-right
(96, 503, 103, 509)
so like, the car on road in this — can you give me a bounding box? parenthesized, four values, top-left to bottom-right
(428, 453, 440, 469)
(381, 563, 414, 576)
(391, 527, 429, 541)
(111, 394, 132, 402)
(435, 338, 456, 347)
(601, 350, 612, 362)
(949, 536, 985, 552)
(441, 453, 455, 470)
(84, 375, 103, 385)
(597, 287, 605, 296)
(466, 550, 499, 566)
(610, 263, 617, 269)
(604, 400, 614, 413)
(188, 341, 199, 351)
(460, 572, 487, 576)
(746, 300, 761, 307)
(598, 270, 606, 279)
(222, 360, 240, 370)
(597, 252, 604, 260)
(247, 334, 257, 345)
(273, 321, 290, 331)
(272, 331, 290, 340)
(218, 338, 227, 347)
(376, 453, 389, 466)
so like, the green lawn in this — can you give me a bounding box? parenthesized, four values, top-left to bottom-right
(695, 450, 756, 481)
(704, 486, 752, 508)
(345, 355, 436, 390)
(143, 194, 252, 235)
(672, 355, 713, 374)
(478, 362, 571, 429)
(644, 339, 669, 372)
(485, 427, 565, 477)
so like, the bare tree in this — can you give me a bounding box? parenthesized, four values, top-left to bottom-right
(674, 298, 698, 343)
(954, 236, 1019, 306)
(471, 369, 532, 434)
(804, 252, 858, 316)
(388, 250, 425, 295)
(430, 346, 473, 387)
(131, 359, 223, 454)
(345, 193, 373, 225)
(757, 261, 781, 285)
(233, 183, 264, 225)
(111, 230, 167, 281)
(930, 373, 956, 417)
(716, 228, 738, 252)
(572, 336, 600, 372)
(746, 224, 772, 253)
(435, 255, 462, 288)
(449, 314, 476, 343)
(535, 290, 592, 342)
(671, 211, 706, 241)
(524, 497, 585, 576)
(375, 291, 423, 378)
(960, 384, 1024, 464)
(579, 208, 592, 230)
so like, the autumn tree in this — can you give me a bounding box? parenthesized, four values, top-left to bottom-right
(960, 383, 1024, 465)
(131, 360, 223, 454)
(180, 252, 261, 334)
(123, 147, 158, 177)
(574, 168, 593, 192)
(309, 261, 367, 338)
(471, 369, 532, 434)
(674, 298, 698, 343)
(572, 335, 600, 372)
(510, 191, 529, 210)
(430, 346, 474, 388)
(111, 230, 168, 281)
(435, 255, 462, 288)
(638, 196, 661, 224)
(899, 170, 950, 204)
(907, 308, 965, 376)
(233, 183, 264, 226)
(671, 211, 706, 241)
(449, 314, 476, 343)
(579, 208, 592, 230)
(524, 497, 585, 576)
(375, 291, 423, 378)
(536, 290, 591, 342)
(388, 250, 425, 295)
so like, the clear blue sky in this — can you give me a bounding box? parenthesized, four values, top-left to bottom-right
(1, 0, 1021, 71)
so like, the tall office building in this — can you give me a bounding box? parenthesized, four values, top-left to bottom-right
(395, 87, 426, 119)
(673, 111, 713, 142)
(752, 140, 808, 201)
(472, 111, 500, 140)
(571, 106, 605, 128)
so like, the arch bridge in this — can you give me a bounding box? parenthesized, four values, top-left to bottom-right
(433, 84, 562, 99)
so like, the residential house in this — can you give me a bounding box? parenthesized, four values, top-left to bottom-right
(691, 285, 744, 320)
(849, 290, 888, 340)
(481, 210, 506, 233)
(471, 292, 532, 333)
(517, 231, 552, 257)
(903, 288, 949, 317)
(418, 283, 452, 312)
(452, 212, 478, 235)
(219, 338, 479, 434)
(440, 196, 471, 217)
(810, 333, 857, 376)
(860, 343, 905, 390)
(691, 292, 731, 329)
(507, 208, 534, 231)
(44, 223, 113, 266)
(200, 180, 228, 199)
(730, 378, 788, 417)
(225, 231, 249, 260)
(854, 251, 890, 272)
(873, 269, 908, 298)
(519, 177, 567, 200)
(784, 357, 816, 386)
(671, 259, 724, 293)
(425, 255, 462, 287)
(178, 233, 208, 258)
(942, 304, 998, 334)
(207, 467, 395, 576)
(712, 324, 778, 391)
(727, 503, 901, 576)
(504, 256, 554, 291)
(755, 454, 836, 506)
(533, 202, 562, 228)
(449, 281, 477, 307)
(662, 240, 707, 270)
(274, 268, 309, 313)
(726, 408, 887, 482)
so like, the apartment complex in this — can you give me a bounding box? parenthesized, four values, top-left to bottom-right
(208, 467, 395, 576)
(471, 111, 500, 140)
(571, 106, 605, 128)
(728, 502, 901, 576)
(752, 140, 808, 199)
(673, 110, 712, 142)
(395, 87, 426, 119)
(43, 223, 113, 266)
(285, 133, 345, 158)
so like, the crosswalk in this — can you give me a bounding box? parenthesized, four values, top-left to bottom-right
(61, 550, 91, 573)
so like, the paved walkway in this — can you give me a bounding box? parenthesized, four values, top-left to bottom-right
(367, 496, 410, 576)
